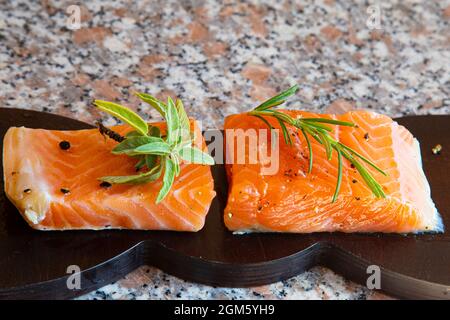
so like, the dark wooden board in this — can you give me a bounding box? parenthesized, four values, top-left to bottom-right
(0, 108, 449, 300)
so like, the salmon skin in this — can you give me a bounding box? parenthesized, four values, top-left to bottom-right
(224, 110, 443, 234)
(2, 120, 216, 231)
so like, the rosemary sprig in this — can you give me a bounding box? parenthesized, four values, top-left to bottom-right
(248, 85, 387, 202)
(93, 95, 214, 203)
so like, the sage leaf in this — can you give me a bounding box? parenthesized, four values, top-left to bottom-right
(179, 146, 214, 165)
(149, 126, 161, 138)
(112, 136, 164, 155)
(94, 100, 148, 136)
(135, 157, 146, 170)
(99, 165, 161, 184)
(156, 157, 176, 203)
(166, 97, 180, 146)
(172, 154, 181, 177)
(176, 99, 191, 144)
(145, 154, 157, 169)
(95, 92, 215, 205)
(125, 130, 141, 138)
(134, 141, 171, 155)
(135, 92, 166, 116)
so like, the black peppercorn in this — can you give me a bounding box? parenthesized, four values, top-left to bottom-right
(59, 140, 71, 150)
(100, 181, 112, 188)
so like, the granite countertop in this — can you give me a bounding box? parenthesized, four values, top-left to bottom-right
(1, 0, 449, 300)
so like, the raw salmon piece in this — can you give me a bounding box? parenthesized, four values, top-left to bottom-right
(224, 110, 443, 233)
(3, 120, 216, 231)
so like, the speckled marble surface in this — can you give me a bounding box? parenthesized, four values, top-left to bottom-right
(1, 0, 449, 300)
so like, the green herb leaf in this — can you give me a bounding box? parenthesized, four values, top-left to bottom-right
(112, 136, 164, 155)
(337, 142, 387, 176)
(254, 84, 299, 111)
(300, 128, 313, 173)
(303, 121, 333, 132)
(251, 114, 274, 129)
(135, 157, 146, 170)
(302, 118, 355, 127)
(94, 100, 148, 136)
(149, 126, 161, 138)
(172, 154, 181, 177)
(332, 148, 343, 202)
(145, 154, 157, 169)
(99, 165, 161, 185)
(249, 85, 386, 202)
(96, 92, 215, 205)
(276, 117, 292, 145)
(165, 97, 180, 146)
(134, 141, 171, 155)
(134, 92, 166, 116)
(180, 146, 215, 165)
(125, 130, 142, 138)
(317, 131, 332, 160)
(156, 157, 176, 203)
(176, 99, 191, 144)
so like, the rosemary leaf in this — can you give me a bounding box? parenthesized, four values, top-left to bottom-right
(300, 128, 313, 173)
(254, 84, 299, 111)
(317, 131, 332, 160)
(276, 117, 292, 145)
(337, 142, 387, 176)
(249, 85, 386, 201)
(251, 114, 274, 129)
(332, 148, 343, 202)
(301, 120, 333, 132)
(302, 118, 355, 127)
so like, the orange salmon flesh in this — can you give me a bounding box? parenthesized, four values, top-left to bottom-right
(3, 120, 216, 231)
(223, 110, 443, 234)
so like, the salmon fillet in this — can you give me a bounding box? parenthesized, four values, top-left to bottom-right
(3, 120, 216, 231)
(224, 110, 443, 233)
